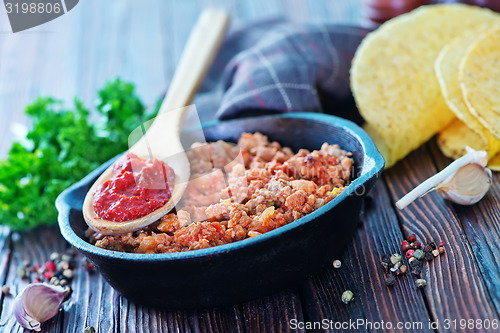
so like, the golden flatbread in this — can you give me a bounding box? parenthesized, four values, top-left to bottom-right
(461, 27, 500, 141)
(351, 4, 500, 167)
(435, 28, 500, 160)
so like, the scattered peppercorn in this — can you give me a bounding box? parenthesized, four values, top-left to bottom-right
(416, 278, 427, 288)
(413, 249, 425, 260)
(400, 265, 407, 273)
(438, 247, 445, 254)
(432, 249, 439, 257)
(390, 253, 402, 265)
(405, 249, 415, 259)
(413, 241, 421, 249)
(17, 267, 27, 279)
(409, 258, 420, 268)
(384, 273, 397, 286)
(333, 260, 342, 269)
(439, 241, 445, 247)
(408, 257, 417, 264)
(401, 240, 411, 251)
(407, 234, 417, 243)
(428, 241, 437, 250)
(423, 244, 433, 252)
(411, 266, 422, 276)
(341, 290, 354, 304)
(425, 252, 434, 262)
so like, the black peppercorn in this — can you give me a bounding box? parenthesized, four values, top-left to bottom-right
(384, 273, 397, 286)
(423, 244, 433, 253)
(425, 252, 434, 261)
(428, 241, 437, 250)
(409, 259, 420, 268)
(411, 266, 422, 276)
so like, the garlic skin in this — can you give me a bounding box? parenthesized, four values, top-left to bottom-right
(13, 283, 70, 331)
(437, 163, 492, 205)
(396, 147, 492, 209)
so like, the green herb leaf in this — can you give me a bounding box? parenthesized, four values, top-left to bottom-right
(0, 78, 157, 230)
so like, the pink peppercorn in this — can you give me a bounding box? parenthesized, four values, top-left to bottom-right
(43, 271, 53, 279)
(406, 249, 415, 259)
(401, 240, 412, 251)
(45, 261, 56, 272)
(439, 241, 445, 247)
(407, 234, 417, 243)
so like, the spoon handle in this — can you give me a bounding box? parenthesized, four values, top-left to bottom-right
(137, 10, 229, 158)
(159, 10, 230, 129)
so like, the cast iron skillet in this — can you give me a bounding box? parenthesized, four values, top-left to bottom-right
(56, 112, 384, 309)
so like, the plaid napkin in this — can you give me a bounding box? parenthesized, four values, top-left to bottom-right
(195, 20, 369, 124)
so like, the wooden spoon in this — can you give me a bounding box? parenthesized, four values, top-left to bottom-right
(83, 10, 230, 235)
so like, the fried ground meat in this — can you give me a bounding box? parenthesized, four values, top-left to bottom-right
(91, 132, 353, 253)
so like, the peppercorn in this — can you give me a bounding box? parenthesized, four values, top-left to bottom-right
(384, 273, 396, 286)
(406, 249, 415, 259)
(22, 260, 30, 267)
(45, 261, 56, 272)
(17, 267, 27, 278)
(381, 255, 391, 272)
(50, 252, 60, 261)
(416, 278, 427, 288)
(401, 240, 411, 251)
(390, 253, 402, 265)
(341, 290, 354, 304)
(411, 266, 422, 276)
(413, 241, 421, 249)
(428, 241, 437, 250)
(432, 249, 439, 257)
(408, 257, 417, 264)
(83, 327, 96, 333)
(407, 234, 417, 243)
(413, 249, 425, 260)
(333, 260, 342, 269)
(399, 265, 407, 273)
(438, 246, 445, 254)
(423, 244, 433, 253)
(424, 252, 433, 261)
(1, 285, 10, 295)
(409, 258, 420, 268)
(439, 241, 445, 247)
(390, 267, 398, 273)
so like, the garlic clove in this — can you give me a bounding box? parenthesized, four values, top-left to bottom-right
(13, 283, 70, 331)
(396, 147, 492, 209)
(437, 163, 492, 205)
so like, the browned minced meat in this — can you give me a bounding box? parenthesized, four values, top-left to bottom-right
(89, 132, 353, 254)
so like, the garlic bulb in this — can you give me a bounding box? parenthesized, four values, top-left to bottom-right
(396, 147, 492, 209)
(13, 283, 70, 331)
(436, 163, 492, 205)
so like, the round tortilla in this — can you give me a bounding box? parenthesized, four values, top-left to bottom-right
(435, 28, 500, 160)
(461, 27, 500, 142)
(351, 4, 500, 167)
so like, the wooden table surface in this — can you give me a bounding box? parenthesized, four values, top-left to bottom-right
(1, 1, 499, 332)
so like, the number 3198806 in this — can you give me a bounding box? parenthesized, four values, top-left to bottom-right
(5, 2, 61, 14)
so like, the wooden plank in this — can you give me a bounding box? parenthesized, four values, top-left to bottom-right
(385, 144, 500, 331)
(300, 180, 433, 333)
(240, 289, 305, 333)
(428, 140, 500, 314)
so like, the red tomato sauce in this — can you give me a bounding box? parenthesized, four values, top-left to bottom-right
(93, 153, 175, 222)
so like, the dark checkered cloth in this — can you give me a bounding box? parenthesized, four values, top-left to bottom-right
(195, 19, 368, 124)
